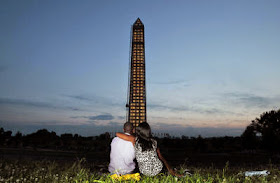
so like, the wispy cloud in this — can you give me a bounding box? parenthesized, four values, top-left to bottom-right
(65, 94, 123, 106)
(117, 116, 125, 120)
(88, 114, 114, 121)
(71, 114, 114, 121)
(148, 103, 190, 112)
(150, 122, 245, 137)
(68, 95, 91, 101)
(223, 92, 274, 108)
(0, 97, 81, 111)
(107, 121, 123, 127)
(151, 79, 190, 86)
(148, 103, 237, 115)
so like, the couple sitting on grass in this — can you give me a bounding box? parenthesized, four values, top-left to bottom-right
(108, 122, 182, 177)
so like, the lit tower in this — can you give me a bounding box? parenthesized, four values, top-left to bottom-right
(126, 18, 146, 128)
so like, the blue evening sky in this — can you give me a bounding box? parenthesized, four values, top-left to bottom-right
(1, 0, 280, 137)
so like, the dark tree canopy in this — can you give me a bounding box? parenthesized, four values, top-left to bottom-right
(242, 109, 280, 151)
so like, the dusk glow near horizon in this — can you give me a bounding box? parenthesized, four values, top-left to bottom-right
(1, 1, 280, 137)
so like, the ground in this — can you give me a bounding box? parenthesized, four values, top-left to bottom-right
(1, 147, 280, 182)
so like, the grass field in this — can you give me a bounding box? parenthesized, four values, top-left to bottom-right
(0, 158, 279, 183)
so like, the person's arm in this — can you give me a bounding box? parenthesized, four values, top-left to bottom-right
(157, 148, 182, 177)
(116, 133, 135, 145)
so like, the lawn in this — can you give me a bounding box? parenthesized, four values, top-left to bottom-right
(0, 158, 279, 183)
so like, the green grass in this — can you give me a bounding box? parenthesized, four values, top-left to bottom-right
(0, 158, 279, 183)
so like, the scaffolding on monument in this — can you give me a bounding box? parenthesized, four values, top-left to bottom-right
(126, 25, 133, 123)
(125, 18, 147, 128)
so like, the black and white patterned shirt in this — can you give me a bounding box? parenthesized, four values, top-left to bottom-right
(135, 137, 163, 176)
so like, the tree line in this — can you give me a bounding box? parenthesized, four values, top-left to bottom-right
(1, 109, 279, 153)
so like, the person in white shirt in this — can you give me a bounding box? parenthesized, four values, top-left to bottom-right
(108, 122, 136, 175)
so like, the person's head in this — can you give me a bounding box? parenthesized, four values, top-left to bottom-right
(123, 122, 133, 134)
(136, 122, 154, 151)
(136, 122, 152, 140)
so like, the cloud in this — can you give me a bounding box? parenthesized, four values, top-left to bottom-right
(71, 114, 115, 121)
(0, 97, 81, 111)
(88, 114, 114, 121)
(148, 103, 237, 115)
(148, 103, 195, 112)
(107, 121, 123, 127)
(223, 92, 273, 108)
(151, 79, 190, 86)
(65, 94, 122, 106)
(150, 122, 245, 137)
(67, 95, 93, 101)
(117, 116, 126, 120)
(0, 98, 55, 108)
(70, 116, 81, 119)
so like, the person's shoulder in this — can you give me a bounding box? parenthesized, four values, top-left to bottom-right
(111, 136, 120, 143)
(125, 133, 136, 141)
(113, 136, 133, 143)
(125, 133, 135, 137)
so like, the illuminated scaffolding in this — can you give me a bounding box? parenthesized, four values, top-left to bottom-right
(126, 18, 146, 128)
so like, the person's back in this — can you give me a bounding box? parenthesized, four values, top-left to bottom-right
(135, 137, 163, 176)
(108, 123, 135, 175)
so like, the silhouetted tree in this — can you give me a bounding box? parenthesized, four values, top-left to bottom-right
(0, 127, 4, 145)
(242, 109, 280, 151)
(14, 131, 23, 147)
(26, 129, 59, 148)
(3, 130, 12, 146)
(195, 135, 207, 153)
(241, 124, 260, 150)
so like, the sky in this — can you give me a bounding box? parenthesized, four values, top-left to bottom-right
(1, 0, 280, 137)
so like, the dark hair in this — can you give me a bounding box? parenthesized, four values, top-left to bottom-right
(123, 122, 133, 133)
(136, 122, 154, 151)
